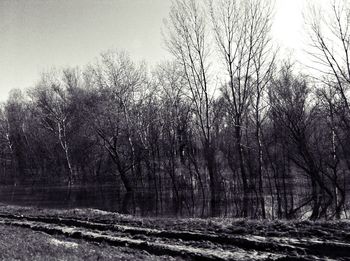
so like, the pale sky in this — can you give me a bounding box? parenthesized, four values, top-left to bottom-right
(0, 0, 323, 101)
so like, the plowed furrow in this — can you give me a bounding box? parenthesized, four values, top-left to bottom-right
(0, 219, 286, 261)
(0, 213, 348, 260)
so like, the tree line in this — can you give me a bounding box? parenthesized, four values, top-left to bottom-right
(1, 0, 350, 219)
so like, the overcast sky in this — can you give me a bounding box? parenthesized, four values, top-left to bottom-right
(0, 0, 322, 101)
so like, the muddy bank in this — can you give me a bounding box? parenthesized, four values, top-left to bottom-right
(0, 205, 349, 260)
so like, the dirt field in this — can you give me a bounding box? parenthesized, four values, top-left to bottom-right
(0, 205, 349, 260)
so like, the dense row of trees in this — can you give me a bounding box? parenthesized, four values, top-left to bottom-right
(1, 0, 350, 219)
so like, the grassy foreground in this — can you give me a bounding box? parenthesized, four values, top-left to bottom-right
(1, 204, 350, 260)
(1, 204, 350, 240)
(0, 224, 176, 261)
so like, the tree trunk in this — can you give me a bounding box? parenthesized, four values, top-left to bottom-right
(58, 121, 74, 199)
(256, 122, 266, 219)
(235, 125, 249, 218)
(205, 145, 221, 217)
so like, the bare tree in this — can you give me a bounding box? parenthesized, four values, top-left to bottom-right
(4, 90, 28, 185)
(165, 0, 221, 216)
(87, 50, 146, 197)
(210, 0, 275, 217)
(316, 87, 346, 218)
(307, 0, 350, 120)
(306, 0, 350, 218)
(29, 70, 80, 196)
(269, 65, 335, 219)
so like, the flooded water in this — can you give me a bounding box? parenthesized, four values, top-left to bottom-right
(0, 184, 121, 211)
(0, 184, 210, 217)
(0, 181, 338, 218)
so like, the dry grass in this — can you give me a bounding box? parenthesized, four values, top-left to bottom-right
(0, 204, 349, 245)
(0, 224, 178, 260)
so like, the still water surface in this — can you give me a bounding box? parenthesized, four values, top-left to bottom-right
(0, 184, 207, 217)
